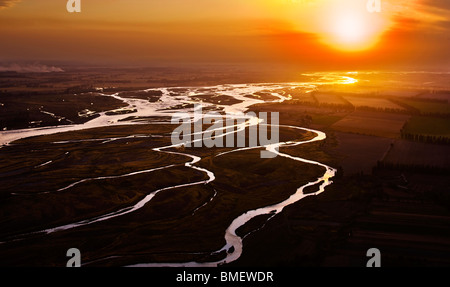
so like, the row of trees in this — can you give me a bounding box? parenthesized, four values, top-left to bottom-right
(374, 161, 449, 175)
(400, 131, 450, 145)
(355, 105, 410, 115)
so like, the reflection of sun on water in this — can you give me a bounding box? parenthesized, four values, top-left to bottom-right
(341, 76, 358, 85)
(302, 71, 359, 85)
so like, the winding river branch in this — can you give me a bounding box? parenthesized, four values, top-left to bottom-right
(0, 80, 344, 266)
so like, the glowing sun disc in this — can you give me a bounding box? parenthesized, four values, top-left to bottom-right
(318, 1, 389, 52)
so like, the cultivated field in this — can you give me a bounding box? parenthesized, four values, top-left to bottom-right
(331, 111, 410, 138)
(381, 89, 422, 98)
(344, 96, 405, 111)
(396, 98, 450, 115)
(416, 91, 450, 101)
(333, 132, 393, 175)
(314, 92, 349, 106)
(382, 139, 450, 169)
(403, 116, 450, 137)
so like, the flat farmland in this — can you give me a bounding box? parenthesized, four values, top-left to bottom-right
(396, 99, 450, 115)
(331, 111, 410, 138)
(403, 116, 450, 137)
(416, 91, 450, 101)
(315, 93, 349, 106)
(383, 140, 450, 169)
(381, 89, 422, 98)
(311, 114, 347, 128)
(344, 96, 405, 111)
(333, 132, 393, 175)
(250, 102, 350, 128)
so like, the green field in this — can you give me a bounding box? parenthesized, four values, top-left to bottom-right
(397, 99, 450, 115)
(403, 116, 450, 136)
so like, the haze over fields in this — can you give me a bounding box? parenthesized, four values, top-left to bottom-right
(0, 0, 449, 70)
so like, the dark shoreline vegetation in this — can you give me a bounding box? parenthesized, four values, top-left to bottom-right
(0, 68, 449, 267)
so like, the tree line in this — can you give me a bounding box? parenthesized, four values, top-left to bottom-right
(400, 131, 450, 145)
(374, 161, 449, 175)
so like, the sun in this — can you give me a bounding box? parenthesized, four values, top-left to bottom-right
(319, 2, 389, 52)
(335, 14, 367, 44)
(326, 11, 378, 51)
(259, 0, 393, 52)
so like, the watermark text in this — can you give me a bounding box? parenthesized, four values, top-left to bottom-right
(171, 105, 280, 159)
(66, 0, 81, 13)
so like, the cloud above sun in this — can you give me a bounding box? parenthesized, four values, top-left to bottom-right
(0, 0, 448, 69)
(0, 0, 21, 10)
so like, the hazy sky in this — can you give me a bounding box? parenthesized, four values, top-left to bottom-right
(0, 0, 449, 70)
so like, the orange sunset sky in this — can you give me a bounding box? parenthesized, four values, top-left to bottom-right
(0, 0, 449, 70)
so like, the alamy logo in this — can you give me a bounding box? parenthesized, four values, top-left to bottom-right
(66, 0, 81, 13)
(66, 248, 81, 267)
(367, 0, 381, 13)
(366, 248, 381, 267)
(171, 105, 280, 159)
